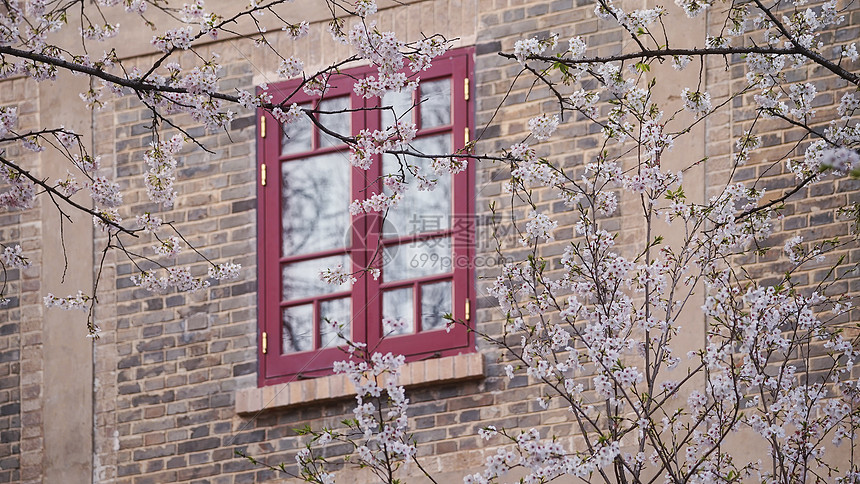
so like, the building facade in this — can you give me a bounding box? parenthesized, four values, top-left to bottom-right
(0, 0, 858, 482)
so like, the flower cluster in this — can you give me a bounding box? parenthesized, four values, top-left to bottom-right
(130, 267, 209, 294)
(319, 264, 357, 285)
(567, 36, 587, 58)
(349, 191, 402, 214)
(509, 143, 560, 188)
(430, 156, 467, 175)
(0, 106, 17, 136)
(277, 57, 304, 79)
(207, 263, 241, 281)
(88, 176, 123, 208)
(350, 121, 417, 169)
(136, 213, 163, 233)
(331, 352, 416, 468)
(271, 103, 303, 125)
(143, 135, 183, 208)
(527, 114, 559, 141)
(153, 236, 183, 257)
(44, 291, 90, 312)
(788, 82, 817, 119)
(682, 88, 711, 118)
(1, 245, 30, 269)
(283, 21, 310, 39)
(151, 26, 195, 53)
(0, 165, 35, 211)
(513, 33, 558, 63)
(521, 210, 557, 245)
(354, 0, 377, 17)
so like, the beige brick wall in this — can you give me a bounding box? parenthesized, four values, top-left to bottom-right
(0, 0, 857, 481)
(90, 0, 860, 481)
(0, 76, 42, 484)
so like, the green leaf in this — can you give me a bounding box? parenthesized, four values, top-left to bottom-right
(635, 61, 651, 72)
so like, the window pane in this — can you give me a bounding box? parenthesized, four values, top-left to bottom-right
(382, 135, 452, 238)
(420, 78, 451, 128)
(383, 287, 414, 336)
(317, 96, 351, 149)
(381, 89, 414, 128)
(281, 104, 312, 155)
(421, 280, 452, 331)
(320, 298, 351, 348)
(383, 236, 452, 282)
(282, 304, 313, 354)
(282, 254, 350, 301)
(281, 152, 350, 255)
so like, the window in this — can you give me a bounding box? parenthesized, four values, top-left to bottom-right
(257, 49, 474, 385)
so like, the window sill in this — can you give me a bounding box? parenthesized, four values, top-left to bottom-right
(236, 352, 484, 415)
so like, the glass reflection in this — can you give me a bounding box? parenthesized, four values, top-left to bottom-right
(282, 304, 313, 353)
(421, 280, 452, 331)
(420, 79, 451, 128)
(282, 254, 350, 301)
(383, 287, 414, 335)
(381, 89, 414, 128)
(383, 237, 451, 282)
(320, 298, 351, 348)
(281, 104, 312, 155)
(318, 97, 351, 149)
(281, 152, 350, 255)
(382, 135, 452, 238)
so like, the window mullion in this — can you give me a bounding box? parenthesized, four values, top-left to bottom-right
(356, 83, 379, 348)
(260, 49, 474, 384)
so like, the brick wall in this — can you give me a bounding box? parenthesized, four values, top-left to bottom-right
(90, 45, 260, 482)
(0, 0, 855, 481)
(0, 77, 48, 484)
(703, 4, 860, 312)
(82, 1, 532, 483)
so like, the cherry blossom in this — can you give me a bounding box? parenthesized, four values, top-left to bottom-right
(1, 0, 859, 480)
(527, 114, 559, 141)
(1, 245, 30, 269)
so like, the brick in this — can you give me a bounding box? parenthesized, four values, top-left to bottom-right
(177, 437, 220, 454)
(6, 2, 858, 484)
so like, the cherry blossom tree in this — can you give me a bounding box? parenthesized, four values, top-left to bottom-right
(1, 0, 859, 482)
(0, 0, 453, 335)
(249, 0, 860, 482)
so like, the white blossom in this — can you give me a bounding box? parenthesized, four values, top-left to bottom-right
(277, 57, 304, 78)
(682, 88, 711, 117)
(1, 245, 30, 269)
(528, 114, 559, 141)
(521, 211, 557, 245)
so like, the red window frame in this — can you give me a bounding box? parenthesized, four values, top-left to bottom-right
(257, 48, 475, 385)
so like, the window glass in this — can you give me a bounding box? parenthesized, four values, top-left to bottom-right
(420, 78, 451, 128)
(320, 297, 351, 348)
(421, 281, 452, 331)
(383, 237, 452, 282)
(382, 134, 452, 238)
(383, 287, 414, 335)
(381, 89, 414, 128)
(281, 104, 312, 155)
(281, 152, 350, 256)
(262, 50, 473, 381)
(282, 304, 313, 353)
(282, 254, 350, 301)
(317, 96, 351, 149)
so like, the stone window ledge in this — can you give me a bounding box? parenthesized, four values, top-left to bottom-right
(236, 352, 484, 415)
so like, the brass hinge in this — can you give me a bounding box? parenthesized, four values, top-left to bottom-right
(464, 78, 470, 101)
(260, 163, 267, 186)
(262, 331, 268, 354)
(260, 115, 267, 138)
(464, 298, 471, 321)
(464, 127, 470, 145)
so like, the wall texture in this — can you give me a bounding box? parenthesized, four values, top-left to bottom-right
(0, 0, 858, 482)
